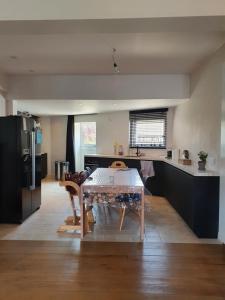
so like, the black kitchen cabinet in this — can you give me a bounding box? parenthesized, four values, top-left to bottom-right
(84, 155, 219, 238)
(85, 156, 141, 173)
(41, 153, 48, 179)
(0, 116, 42, 224)
(164, 163, 219, 238)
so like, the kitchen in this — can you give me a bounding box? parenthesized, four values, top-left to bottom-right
(0, 97, 221, 243)
(0, 2, 225, 299)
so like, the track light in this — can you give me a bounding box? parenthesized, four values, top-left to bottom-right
(112, 48, 120, 73)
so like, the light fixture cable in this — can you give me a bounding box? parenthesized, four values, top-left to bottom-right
(112, 48, 120, 73)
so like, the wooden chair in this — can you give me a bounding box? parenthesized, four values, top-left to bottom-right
(118, 194, 141, 231)
(110, 161, 127, 168)
(58, 180, 94, 234)
(108, 161, 130, 230)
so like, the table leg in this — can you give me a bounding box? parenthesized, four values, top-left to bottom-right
(80, 186, 85, 239)
(141, 188, 145, 241)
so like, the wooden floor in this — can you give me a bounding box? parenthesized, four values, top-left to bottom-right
(0, 240, 224, 299)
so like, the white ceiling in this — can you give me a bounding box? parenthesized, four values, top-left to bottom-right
(15, 99, 187, 115)
(0, 16, 225, 75)
(0, 32, 224, 75)
(2, 17, 224, 114)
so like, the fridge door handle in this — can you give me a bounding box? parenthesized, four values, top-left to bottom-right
(30, 131, 36, 190)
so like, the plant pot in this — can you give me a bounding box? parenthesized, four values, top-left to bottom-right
(198, 161, 206, 171)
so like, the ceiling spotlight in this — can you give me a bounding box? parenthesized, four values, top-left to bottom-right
(112, 48, 120, 73)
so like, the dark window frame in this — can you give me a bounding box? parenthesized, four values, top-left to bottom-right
(129, 108, 168, 149)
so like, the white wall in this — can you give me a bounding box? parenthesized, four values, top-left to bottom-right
(75, 111, 129, 154)
(173, 59, 222, 170)
(40, 116, 67, 176)
(220, 64, 225, 243)
(42, 111, 173, 176)
(0, 73, 7, 116)
(97, 111, 129, 154)
(75, 109, 174, 156)
(50, 116, 67, 175)
(0, 94, 6, 116)
(172, 43, 225, 242)
(0, 73, 8, 93)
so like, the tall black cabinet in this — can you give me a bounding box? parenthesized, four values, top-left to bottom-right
(0, 116, 41, 223)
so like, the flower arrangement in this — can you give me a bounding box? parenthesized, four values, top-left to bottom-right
(198, 151, 208, 162)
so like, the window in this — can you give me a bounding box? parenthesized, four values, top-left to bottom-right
(129, 109, 168, 149)
(75, 122, 96, 171)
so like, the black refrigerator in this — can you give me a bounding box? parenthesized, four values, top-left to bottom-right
(0, 115, 41, 223)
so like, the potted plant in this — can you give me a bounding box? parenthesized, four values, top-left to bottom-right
(198, 151, 208, 171)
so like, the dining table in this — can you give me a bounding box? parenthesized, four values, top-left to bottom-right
(80, 167, 145, 241)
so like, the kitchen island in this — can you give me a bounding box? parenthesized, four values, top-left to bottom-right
(84, 154, 220, 238)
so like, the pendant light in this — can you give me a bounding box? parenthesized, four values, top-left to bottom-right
(112, 48, 120, 73)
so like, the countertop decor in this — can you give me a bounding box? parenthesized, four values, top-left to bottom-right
(84, 154, 219, 177)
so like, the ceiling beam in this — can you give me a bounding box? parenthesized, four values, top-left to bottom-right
(0, 0, 225, 21)
(8, 74, 190, 101)
(0, 17, 225, 35)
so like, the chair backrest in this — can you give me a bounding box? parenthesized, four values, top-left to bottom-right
(63, 171, 88, 195)
(59, 180, 80, 198)
(110, 161, 127, 168)
(80, 170, 89, 181)
(85, 166, 92, 176)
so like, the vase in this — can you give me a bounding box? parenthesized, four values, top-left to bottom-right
(198, 161, 206, 171)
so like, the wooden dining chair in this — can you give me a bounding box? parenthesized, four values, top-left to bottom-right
(117, 193, 141, 231)
(58, 175, 94, 234)
(58, 180, 81, 232)
(110, 161, 127, 168)
(108, 160, 131, 230)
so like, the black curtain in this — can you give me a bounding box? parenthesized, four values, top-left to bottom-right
(66, 115, 75, 173)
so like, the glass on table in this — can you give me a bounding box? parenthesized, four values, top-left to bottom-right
(109, 176, 114, 184)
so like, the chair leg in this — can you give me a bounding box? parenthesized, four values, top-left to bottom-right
(85, 206, 95, 232)
(119, 207, 126, 231)
(85, 210, 91, 232)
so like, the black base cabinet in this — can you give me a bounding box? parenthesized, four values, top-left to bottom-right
(85, 156, 141, 173)
(147, 161, 219, 238)
(41, 153, 48, 179)
(163, 163, 219, 238)
(84, 156, 219, 238)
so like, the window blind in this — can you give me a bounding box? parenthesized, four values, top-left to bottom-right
(129, 108, 168, 149)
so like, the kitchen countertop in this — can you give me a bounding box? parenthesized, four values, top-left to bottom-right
(84, 154, 220, 177)
(84, 153, 161, 160)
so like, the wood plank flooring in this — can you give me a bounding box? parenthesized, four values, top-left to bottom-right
(0, 240, 224, 300)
